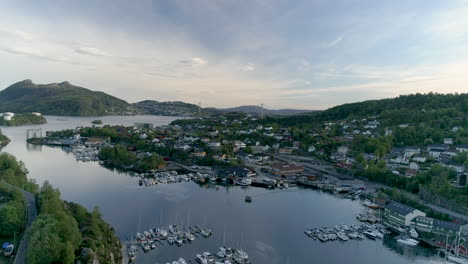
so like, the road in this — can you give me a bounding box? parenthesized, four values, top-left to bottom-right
(1, 182, 37, 264)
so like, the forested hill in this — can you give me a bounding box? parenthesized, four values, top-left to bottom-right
(273, 93, 468, 125)
(0, 80, 132, 116)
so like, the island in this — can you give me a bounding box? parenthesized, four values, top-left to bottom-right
(91, 119, 103, 125)
(0, 113, 47, 126)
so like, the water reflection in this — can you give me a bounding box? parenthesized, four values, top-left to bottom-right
(26, 143, 42, 152)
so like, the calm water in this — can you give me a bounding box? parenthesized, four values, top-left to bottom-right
(0, 116, 447, 264)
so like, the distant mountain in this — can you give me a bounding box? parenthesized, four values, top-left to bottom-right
(216, 105, 315, 116)
(0, 80, 132, 116)
(134, 101, 314, 116)
(133, 100, 208, 117)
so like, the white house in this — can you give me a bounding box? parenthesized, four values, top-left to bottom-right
(337, 146, 349, 155)
(234, 141, 246, 149)
(409, 162, 419, 171)
(32, 112, 42, 116)
(308, 145, 316, 152)
(3, 112, 14, 121)
(444, 138, 453, 145)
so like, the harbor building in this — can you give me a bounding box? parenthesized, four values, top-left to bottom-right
(383, 201, 426, 231)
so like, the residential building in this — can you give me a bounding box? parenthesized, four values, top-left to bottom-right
(444, 138, 453, 145)
(337, 146, 349, 155)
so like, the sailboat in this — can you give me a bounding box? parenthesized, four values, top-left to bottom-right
(444, 230, 468, 264)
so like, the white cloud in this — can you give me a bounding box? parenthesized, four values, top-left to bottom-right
(327, 35, 344, 47)
(179, 57, 207, 66)
(241, 63, 255, 72)
(75, 47, 112, 57)
(0, 27, 33, 40)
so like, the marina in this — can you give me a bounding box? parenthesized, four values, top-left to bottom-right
(304, 222, 388, 243)
(0, 116, 452, 264)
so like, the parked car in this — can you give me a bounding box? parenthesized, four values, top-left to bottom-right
(4, 244, 14, 256)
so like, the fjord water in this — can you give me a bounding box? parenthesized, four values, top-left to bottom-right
(1, 116, 444, 264)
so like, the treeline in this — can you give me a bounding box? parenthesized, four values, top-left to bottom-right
(27, 181, 122, 264)
(0, 183, 26, 240)
(0, 153, 38, 193)
(99, 144, 166, 171)
(357, 164, 468, 208)
(263, 93, 467, 127)
(0, 113, 47, 126)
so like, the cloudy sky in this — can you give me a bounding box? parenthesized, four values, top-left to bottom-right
(0, 0, 467, 109)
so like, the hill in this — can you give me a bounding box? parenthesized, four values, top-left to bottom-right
(217, 105, 315, 115)
(133, 100, 207, 116)
(273, 93, 468, 126)
(0, 80, 132, 116)
(0, 113, 47, 126)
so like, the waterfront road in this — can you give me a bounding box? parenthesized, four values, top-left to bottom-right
(1, 182, 38, 264)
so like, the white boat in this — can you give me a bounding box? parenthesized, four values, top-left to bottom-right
(178, 258, 187, 264)
(203, 252, 215, 262)
(373, 230, 384, 239)
(144, 231, 152, 238)
(364, 230, 376, 239)
(397, 236, 419, 246)
(447, 254, 468, 264)
(337, 232, 349, 241)
(201, 228, 212, 237)
(221, 247, 233, 258)
(236, 249, 249, 259)
(136, 232, 145, 241)
(127, 245, 136, 262)
(175, 236, 183, 246)
(196, 254, 208, 264)
(235, 177, 252, 186)
(169, 225, 179, 234)
(185, 232, 195, 241)
(156, 228, 168, 237)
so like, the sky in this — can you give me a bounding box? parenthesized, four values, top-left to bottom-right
(0, 0, 467, 110)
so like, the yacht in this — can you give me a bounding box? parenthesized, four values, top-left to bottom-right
(196, 254, 208, 264)
(397, 236, 419, 246)
(220, 247, 234, 258)
(175, 236, 183, 246)
(447, 254, 468, 264)
(364, 230, 377, 240)
(156, 228, 168, 237)
(169, 225, 179, 234)
(144, 231, 152, 238)
(127, 245, 136, 262)
(235, 177, 252, 186)
(337, 232, 349, 241)
(203, 252, 215, 262)
(237, 249, 249, 259)
(178, 258, 187, 264)
(201, 228, 212, 237)
(136, 232, 145, 241)
(185, 232, 195, 241)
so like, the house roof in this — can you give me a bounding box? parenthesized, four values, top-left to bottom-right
(385, 201, 417, 216)
(433, 219, 461, 231)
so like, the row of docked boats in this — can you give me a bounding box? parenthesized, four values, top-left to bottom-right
(135, 225, 212, 248)
(356, 212, 380, 224)
(305, 223, 388, 243)
(195, 247, 250, 264)
(138, 171, 197, 186)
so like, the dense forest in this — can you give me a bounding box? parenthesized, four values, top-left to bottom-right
(267, 93, 467, 127)
(27, 182, 122, 264)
